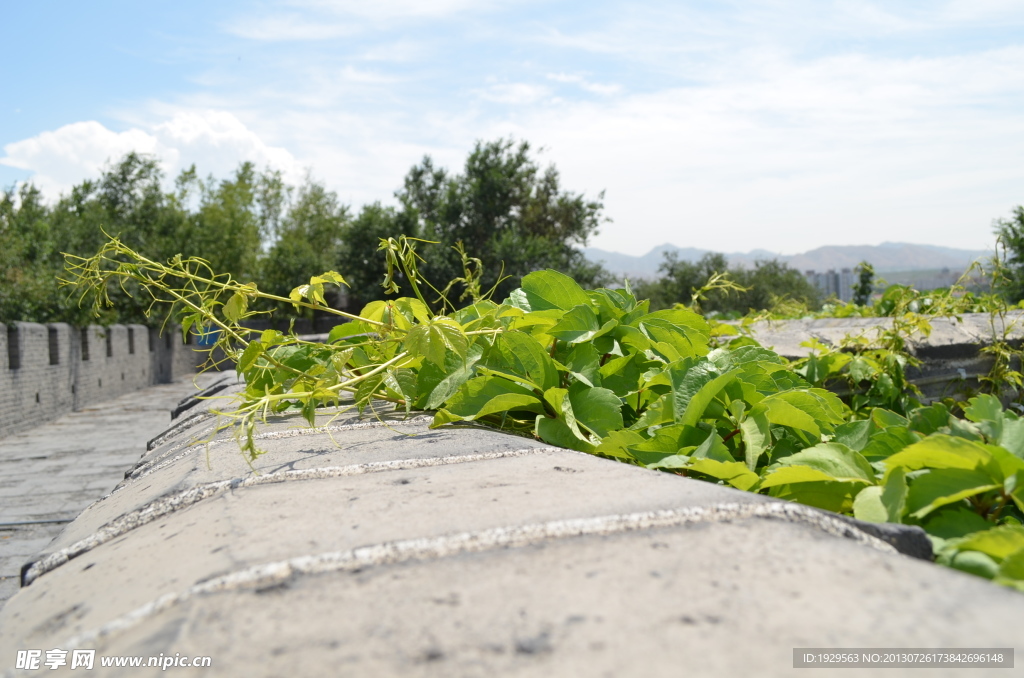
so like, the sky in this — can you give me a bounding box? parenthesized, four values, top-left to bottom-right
(2, 0, 1022, 256)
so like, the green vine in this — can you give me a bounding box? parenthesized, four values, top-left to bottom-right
(65, 236, 1024, 591)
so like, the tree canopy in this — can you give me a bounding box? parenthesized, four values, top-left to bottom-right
(0, 139, 612, 325)
(398, 139, 611, 303)
(635, 251, 821, 314)
(994, 205, 1024, 302)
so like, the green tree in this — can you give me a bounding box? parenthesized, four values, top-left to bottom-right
(733, 259, 821, 312)
(398, 138, 611, 304)
(994, 205, 1024, 302)
(174, 162, 269, 282)
(635, 252, 729, 311)
(260, 179, 350, 316)
(0, 183, 84, 323)
(637, 252, 819, 314)
(852, 261, 875, 306)
(335, 202, 419, 311)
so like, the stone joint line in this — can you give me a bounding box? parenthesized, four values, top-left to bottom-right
(29, 502, 897, 665)
(21, 447, 563, 587)
(122, 415, 436, 486)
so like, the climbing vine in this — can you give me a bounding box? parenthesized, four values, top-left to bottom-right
(66, 236, 1024, 592)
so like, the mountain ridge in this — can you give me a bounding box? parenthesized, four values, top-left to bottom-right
(583, 242, 990, 280)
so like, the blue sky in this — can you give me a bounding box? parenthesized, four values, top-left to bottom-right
(2, 1, 1022, 255)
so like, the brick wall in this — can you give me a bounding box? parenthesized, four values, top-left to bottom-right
(0, 322, 203, 439)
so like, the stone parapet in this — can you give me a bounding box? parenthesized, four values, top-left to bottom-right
(747, 311, 1024, 401)
(0, 323, 202, 439)
(2, 392, 1021, 676)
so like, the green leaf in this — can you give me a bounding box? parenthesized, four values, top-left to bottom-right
(852, 486, 887, 523)
(328, 322, 369, 343)
(763, 443, 875, 488)
(739, 410, 770, 471)
(909, 402, 950, 436)
(679, 370, 738, 427)
(996, 547, 1024, 586)
(951, 525, 1024, 560)
(687, 458, 759, 491)
(689, 429, 735, 463)
(562, 343, 602, 388)
(536, 414, 595, 452)
(484, 330, 559, 391)
(519, 270, 593, 312)
(567, 382, 623, 438)
(237, 340, 264, 373)
(852, 467, 906, 523)
(394, 297, 433, 324)
(832, 420, 871, 452)
(594, 429, 645, 460)
(223, 291, 248, 322)
(964, 394, 1004, 441)
(768, 480, 862, 513)
(847, 357, 877, 383)
(946, 416, 984, 442)
(416, 342, 483, 410)
(949, 551, 1000, 579)
(861, 426, 919, 461)
(548, 304, 602, 344)
(761, 465, 844, 488)
(311, 270, 347, 287)
(922, 507, 993, 539)
(383, 368, 418, 414)
(884, 434, 992, 475)
(871, 408, 910, 429)
(757, 395, 821, 437)
(403, 319, 468, 367)
(633, 308, 710, 359)
(999, 418, 1024, 459)
(907, 468, 1001, 519)
(440, 376, 544, 423)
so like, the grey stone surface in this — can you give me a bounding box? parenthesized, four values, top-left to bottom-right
(747, 311, 1024, 402)
(0, 372, 226, 610)
(2, 387, 1023, 677)
(748, 311, 1024, 360)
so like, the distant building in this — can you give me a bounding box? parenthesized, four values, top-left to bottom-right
(804, 268, 856, 302)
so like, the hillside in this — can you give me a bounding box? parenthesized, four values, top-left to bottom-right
(584, 242, 990, 280)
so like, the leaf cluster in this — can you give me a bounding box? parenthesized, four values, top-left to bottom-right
(66, 235, 1024, 591)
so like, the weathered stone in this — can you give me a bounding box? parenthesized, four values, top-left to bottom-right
(2, 386, 1022, 677)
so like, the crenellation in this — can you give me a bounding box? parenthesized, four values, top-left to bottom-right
(0, 323, 203, 439)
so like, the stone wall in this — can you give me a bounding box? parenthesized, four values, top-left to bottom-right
(0, 322, 202, 439)
(747, 311, 1024, 402)
(2, 388, 1021, 675)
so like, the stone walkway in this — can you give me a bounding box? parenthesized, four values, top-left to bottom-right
(0, 373, 226, 608)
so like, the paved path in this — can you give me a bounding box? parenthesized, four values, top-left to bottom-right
(0, 373, 225, 608)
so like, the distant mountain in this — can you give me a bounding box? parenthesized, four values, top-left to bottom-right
(583, 242, 989, 281)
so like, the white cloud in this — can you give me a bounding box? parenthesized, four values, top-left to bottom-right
(228, 0, 501, 40)
(477, 48, 1024, 255)
(7, 0, 1024, 259)
(292, 0, 491, 20)
(546, 73, 621, 96)
(227, 14, 355, 41)
(0, 122, 161, 197)
(477, 83, 551, 105)
(1, 111, 304, 199)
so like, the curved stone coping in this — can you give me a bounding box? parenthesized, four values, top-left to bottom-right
(121, 414, 436, 486)
(31, 502, 895, 658)
(143, 409, 216, 453)
(22, 446, 562, 587)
